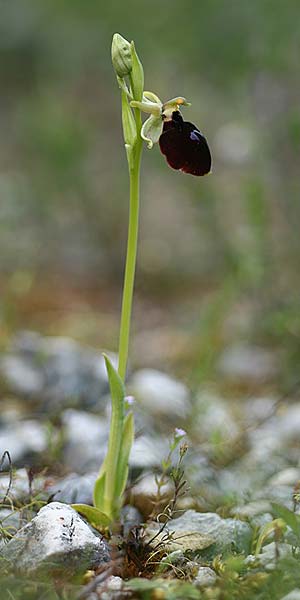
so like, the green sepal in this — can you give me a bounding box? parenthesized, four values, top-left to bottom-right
(162, 97, 191, 120)
(163, 96, 191, 108)
(121, 90, 137, 148)
(143, 91, 162, 104)
(130, 41, 144, 101)
(71, 504, 111, 528)
(115, 411, 134, 497)
(130, 100, 161, 116)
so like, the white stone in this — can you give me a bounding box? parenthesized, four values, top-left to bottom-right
(129, 369, 191, 418)
(62, 409, 108, 472)
(195, 391, 239, 440)
(129, 434, 169, 469)
(218, 344, 276, 383)
(0, 420, 47, 462)
(0, 355, 43, 395)
(268, 468, 300, 487)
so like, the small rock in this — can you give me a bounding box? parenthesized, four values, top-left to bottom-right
(0, 502, 110, 578)
(231, 500, 272, 519)
(129, 369, 191, 420)
(0, 468, 49, 505)
(277, 405, 300, 442)
(194, 566, 217, 588)
(217, 466, 254, 497)
(251, 513, 274, 529)
(257, 541, 292, 570)
(1, 332, 111, 410)
(121, 505, 143, 536)
(48, 472, 98, 505)
(94, 575, 124, 600)
(247, 406, 300, 467)
(161, 550, 185, 567)
(254, 485, 294, 509)
(281, 590, 300, 600)
(0, 355, 43, 396)
(11, 330, 43, 356)
(130, 473, 173, 517)
(62, 409, 108, 473)
(194, 391, 239, 441)
(40, 337, 110, 410)
(0, 468, 43, 502)
(145, 528, 214, 554)
(0, 420, 47, 465)
(218, 343, 277, 384)
(244, 396, 277, 425)
(268, 468, 300, 487)
(164, 510, 252, 555)
(129, 434, 169, 470)
(185, 453, 215, 489)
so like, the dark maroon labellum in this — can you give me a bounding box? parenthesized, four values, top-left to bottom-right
(159, 111, 211, 176)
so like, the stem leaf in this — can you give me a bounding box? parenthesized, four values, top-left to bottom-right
(115, 411, 134, 498)
(103, 353, 125, 410)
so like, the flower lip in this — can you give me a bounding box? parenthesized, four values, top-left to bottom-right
(159, 110, 212, 176)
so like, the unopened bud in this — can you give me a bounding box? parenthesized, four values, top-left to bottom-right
(111, 33, 132, 78)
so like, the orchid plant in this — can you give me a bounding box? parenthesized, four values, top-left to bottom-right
(72, 34, 211, 529)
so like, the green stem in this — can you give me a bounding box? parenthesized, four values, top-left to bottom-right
(118, 132, 142, 381)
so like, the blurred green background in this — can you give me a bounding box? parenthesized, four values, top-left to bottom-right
(1, 0, 300, 388)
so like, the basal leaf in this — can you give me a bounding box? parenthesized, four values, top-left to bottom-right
(72, 504, 111, 528)
(102, 353, 125, 518)
(93, 470, 106, 511)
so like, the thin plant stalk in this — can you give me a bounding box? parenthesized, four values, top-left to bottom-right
(100, 96, 143, 520)
(117, 110, 143, 382)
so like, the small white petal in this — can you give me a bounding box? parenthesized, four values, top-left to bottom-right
(141, 115, 163, 149)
